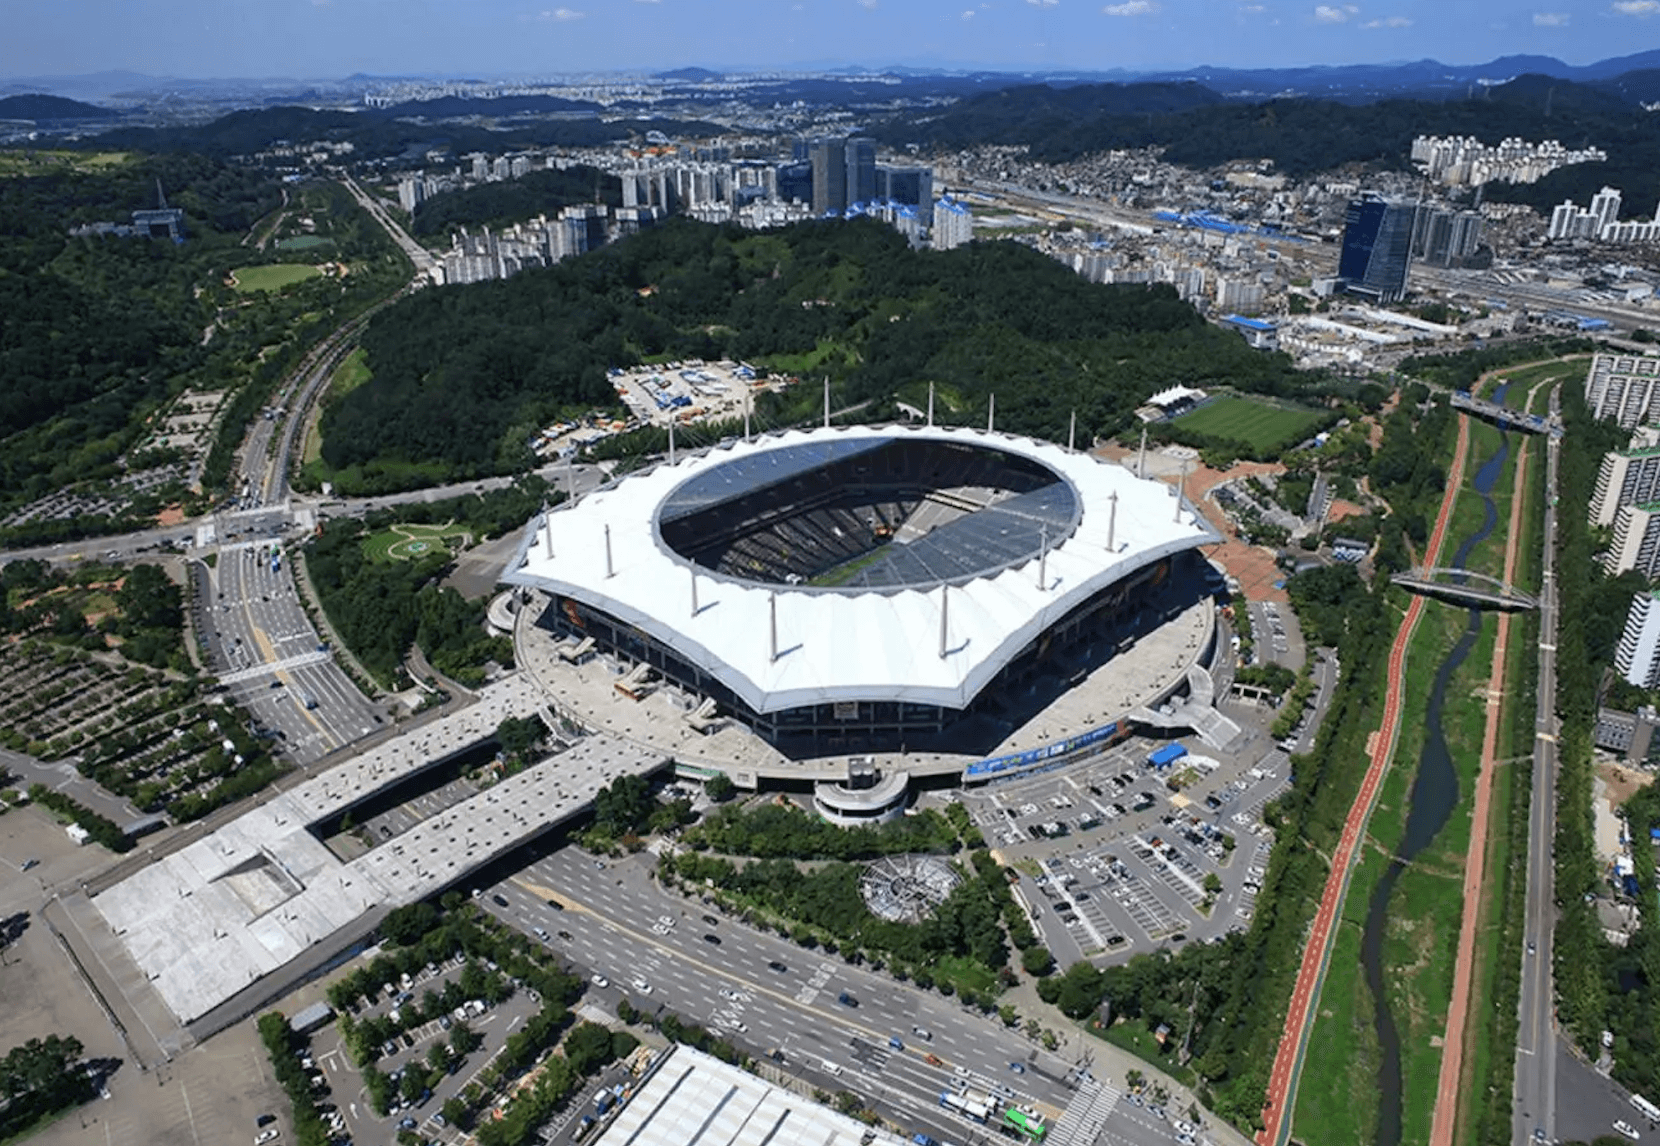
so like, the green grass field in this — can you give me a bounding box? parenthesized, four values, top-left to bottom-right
(1172, 395, 1328, 452)
(232, 263, 322, 293)
(362, 522, 470, 563)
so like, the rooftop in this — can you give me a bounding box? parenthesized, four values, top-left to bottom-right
(597, 1044, 909, 1146)
(507, 425, 1216, 715)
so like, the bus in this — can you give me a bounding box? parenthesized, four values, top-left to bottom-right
(939, 1090, 991, 1124)
(1002, 1106, 1047, 1141)
(1631, 1093, 1660, 1123)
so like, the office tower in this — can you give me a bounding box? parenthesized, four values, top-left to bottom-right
(844, 137, 877, 208)
(776, 161, 813, 206)
(1616, 592, 1660, 689)
(880, 167, 934, 226)
(1338, 193, 1417, 302)
(810, 138, 847, 215)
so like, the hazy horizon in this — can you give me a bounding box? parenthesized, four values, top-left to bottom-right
(5, 0, 1658, 85)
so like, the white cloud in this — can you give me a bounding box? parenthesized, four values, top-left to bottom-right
(855, 0, 877, 9)
(1362, 13, 1410, 25)
(1102, 0, 1157, 14)
(633, 0, 660, 5)
(1314, 3, 1358, 21)
(962, 8, 975, 16)
(534, 6, 584, 18)
(1027, 0, 1060, 6)
(1532, 9, 1568, 21)
(1240, 3, 1266, 10)
(1613, 0, 1660, 13)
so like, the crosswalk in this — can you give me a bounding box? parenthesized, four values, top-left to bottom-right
(1047, 1076, 1122, 1146)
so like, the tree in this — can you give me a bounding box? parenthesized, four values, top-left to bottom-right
(450, 1022, 481, 1056)
(1022, 945, 1055, 977)
(1054, 961, 1105, 1019)
(382, 902, 439, 947)
(704, 773, 736, 802)
(563, 1021, 616, 1076)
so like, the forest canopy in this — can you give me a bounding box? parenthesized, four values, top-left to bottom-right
(321, 216, 1317, 486)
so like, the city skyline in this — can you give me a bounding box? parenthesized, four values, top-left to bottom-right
(5, 0, 1660, 84)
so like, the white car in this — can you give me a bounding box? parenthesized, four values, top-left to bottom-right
(657, 915, 675, 926)
(1614, 1120, 1641, 1141)
(630, 977, 653, 995)
(719, 988, 742, 1001)
(822, 1060, 843, 1076)
(254, 1131, 281, 1145)
(590, 974, 610, 989)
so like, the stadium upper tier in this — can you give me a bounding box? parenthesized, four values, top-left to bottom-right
(506, 425, 1217, 715)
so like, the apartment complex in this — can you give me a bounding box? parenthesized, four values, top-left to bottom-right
(1616, 592, 1660, 690)
(1585, 354, 1660, 430)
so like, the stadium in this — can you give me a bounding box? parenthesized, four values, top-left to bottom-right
(504, 424, 1227, 803)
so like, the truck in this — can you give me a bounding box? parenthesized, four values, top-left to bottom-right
(595, 1090, 615, 1115)
(288, 1001, 334, 1035)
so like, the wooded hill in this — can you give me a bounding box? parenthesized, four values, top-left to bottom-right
(320, 217, 1318, 487)
(409, 166, 621, 238)
(876, 73, 1660, 214)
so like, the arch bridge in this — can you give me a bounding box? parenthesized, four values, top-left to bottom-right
(1390, 567, 1538, 610)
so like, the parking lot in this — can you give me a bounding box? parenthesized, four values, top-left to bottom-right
(943, 723, 1292, 967)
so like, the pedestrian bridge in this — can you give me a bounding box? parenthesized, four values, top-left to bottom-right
(1390, 567, 1538, 610)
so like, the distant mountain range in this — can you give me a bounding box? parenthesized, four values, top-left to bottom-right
(7, 49, 1660, 110)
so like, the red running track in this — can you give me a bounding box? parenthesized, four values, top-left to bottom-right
(1255, 413, 1472, 1146)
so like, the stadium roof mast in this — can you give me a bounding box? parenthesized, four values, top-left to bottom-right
(1108, 490, 1119, 551)
(1138, 427, 1148, 479)
(690, 567, 699, 617)
(1174, 459, 1188, 523)
(1037, 523, 1049, 591)
(938, 582, 949, 659)
(541, 506, 555, 559)
(927, 382, 935, 428)
(823, 377, 830, 429)
(769, 592, 779, 662)
(668, 416, 676, 466)
(743, 387, 751, 443)
(604, 524, 615, 578)
(987, 393, 995, 434)
(1068, 411, 1077, 451)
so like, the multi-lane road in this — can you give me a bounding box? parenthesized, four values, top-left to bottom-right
(1514, 385, 1562, 1144)
(478, 844, 1215, 1146)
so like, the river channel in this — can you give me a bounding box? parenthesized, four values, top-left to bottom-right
(1360, 395, 1510, 1146)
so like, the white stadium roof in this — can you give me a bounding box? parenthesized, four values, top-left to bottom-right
(506, 424, 1216, 715)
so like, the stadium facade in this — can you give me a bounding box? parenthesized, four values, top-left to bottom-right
(505, 425, 1220, 758)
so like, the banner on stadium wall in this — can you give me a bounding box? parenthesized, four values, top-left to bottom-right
(964, 720, 1122, 778)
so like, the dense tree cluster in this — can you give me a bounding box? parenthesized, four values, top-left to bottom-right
(305, 517, 511, 688)
(877, 74, 1660, 200)
(256, 1013, 329, 1146)
(687, 801, 961, 860)
(0, 1035, 95, 1140)
(323, 217, 1306, 485)
(410, 166, 621, 237)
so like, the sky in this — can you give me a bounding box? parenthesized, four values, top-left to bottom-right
(5, 0, 1660, 81)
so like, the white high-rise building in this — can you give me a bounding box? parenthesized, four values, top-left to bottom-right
(1605, 503, 1660, 577)
(1591, 445, 1660, 525)
(1616, 592, 1660, 689)
(931, 197, 973, 250)
(1585, 354, 1660, 430)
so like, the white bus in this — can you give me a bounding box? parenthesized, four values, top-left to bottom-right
(1630, 1093, 1660, 1123)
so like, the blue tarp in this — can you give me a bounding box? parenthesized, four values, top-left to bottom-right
(1148, 744, 1187, 767)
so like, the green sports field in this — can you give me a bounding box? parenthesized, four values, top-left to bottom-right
(1172, 394, 1328, 453)
(231, 263, 321, 293)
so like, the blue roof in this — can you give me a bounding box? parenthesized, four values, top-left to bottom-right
(1222, 314, 1277, 332)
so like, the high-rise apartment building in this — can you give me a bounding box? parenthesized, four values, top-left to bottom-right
(1585, 353, 1660, 430)
(1616, 592, 1660, 689)
(1605, 502, 1660, 577)
(1338, 193, 1416, 302)
(1591, 443, 1660, 525)
(880, 167, 934, 226)
(932, 197, 974, 250)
